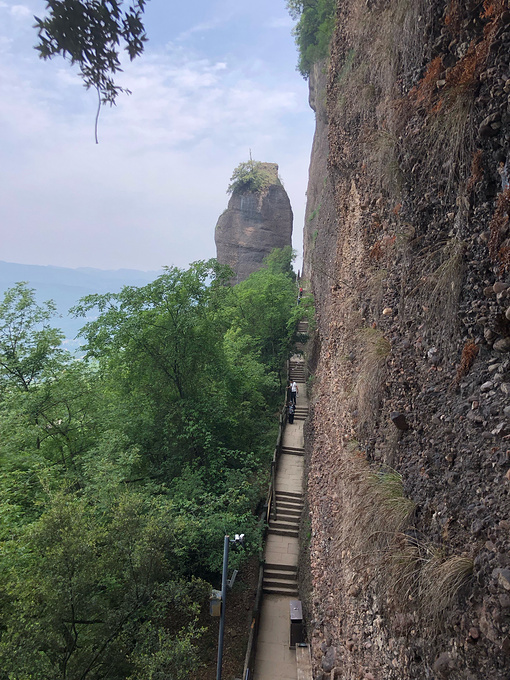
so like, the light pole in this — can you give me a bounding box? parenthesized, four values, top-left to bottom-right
(216, 533, 244, 680)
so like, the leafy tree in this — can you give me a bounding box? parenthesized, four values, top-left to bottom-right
(71, 260, 237, 475)
(0, 492, 207, 680)
(0, 282, 64, 392)
(35, 0, 148, 106)
(73, 260, 232, 399)
(230, 247, 298, 379)
(286, 0, 336, 77)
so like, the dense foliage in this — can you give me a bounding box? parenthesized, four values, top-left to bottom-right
(287, 0, 336, 77)
(0, 250, 304, 679)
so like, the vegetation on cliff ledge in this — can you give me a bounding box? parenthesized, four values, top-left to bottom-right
(286, 0, 336, 77)
(227, 160, 280, 194)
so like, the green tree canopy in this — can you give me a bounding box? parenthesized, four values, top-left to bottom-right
(0, 282, 64, 392)
(286, 0, 336, 77)
(0, 253, 309, 679)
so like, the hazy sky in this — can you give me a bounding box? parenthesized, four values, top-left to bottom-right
(0, 0, 315, 272)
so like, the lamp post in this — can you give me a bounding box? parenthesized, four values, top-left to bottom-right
(216, 533, 244, 680)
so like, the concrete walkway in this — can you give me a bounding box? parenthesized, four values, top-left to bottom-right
(253, 348, 308, 680)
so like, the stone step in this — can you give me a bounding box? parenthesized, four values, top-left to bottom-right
(274, 504, 303, 515)
(263, 578, 298, 591)
(276, 490, 303, 499)
(275, 491, 303, 499)
(275, 495, 304, 505)
(269, 515, 300, 526)
(264, 567, 298, 580)
(280, 447, 304, 456)
(276, 508, 302, 519)
(265, 563, 297, 573)
(263, 585, 299, 597)
(268, 527, 299, 538)
(269, 519, 300, 532)
(275, 495, 303, 505)
(275, 496, 304, 505)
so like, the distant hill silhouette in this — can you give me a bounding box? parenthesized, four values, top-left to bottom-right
(0, 261, 161, 351)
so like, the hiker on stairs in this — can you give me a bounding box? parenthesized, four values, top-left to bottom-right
(290, 380, 298, 404)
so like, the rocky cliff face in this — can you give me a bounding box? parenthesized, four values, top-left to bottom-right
(301, 2, 510, 679)
(215, 163, 293, 283)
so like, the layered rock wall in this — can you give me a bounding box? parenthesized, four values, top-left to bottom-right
(302, 1, 510, 679)
(215, 163, 293, 283)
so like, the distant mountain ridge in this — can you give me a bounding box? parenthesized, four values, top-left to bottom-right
(0, 261, 161, 349)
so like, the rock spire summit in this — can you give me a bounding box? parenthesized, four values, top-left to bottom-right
(215, 161, 293, 283)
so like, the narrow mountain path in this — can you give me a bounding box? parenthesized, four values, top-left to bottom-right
(253, 319, 310, 680)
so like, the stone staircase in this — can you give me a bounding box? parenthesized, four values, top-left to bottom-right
(289, 360, 305, 382)
(263, 458, 305, 596)
(293, 405, 308, 421)
(262, 563, 298, 597)
(268, 490, 303, 539)
(253, 318, 310, 680)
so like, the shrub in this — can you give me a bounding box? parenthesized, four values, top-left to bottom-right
(227, 161, 278, 195)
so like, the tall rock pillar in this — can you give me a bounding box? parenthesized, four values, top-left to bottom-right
(215, 162, 293, 283)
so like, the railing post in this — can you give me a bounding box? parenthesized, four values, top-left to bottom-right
(216, 535, 230, 680)
(271, 461, 277, 522)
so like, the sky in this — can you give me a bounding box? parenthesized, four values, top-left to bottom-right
(0, 0, 315, 273)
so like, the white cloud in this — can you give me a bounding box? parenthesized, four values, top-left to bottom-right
(267, 17, 295, 29)
(0, 3, 314, 271)
(176, 18, 225, 42)
(10, 4, 31, 18)
(90, 49, 307, 151)
(0, 35, 12, 52)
